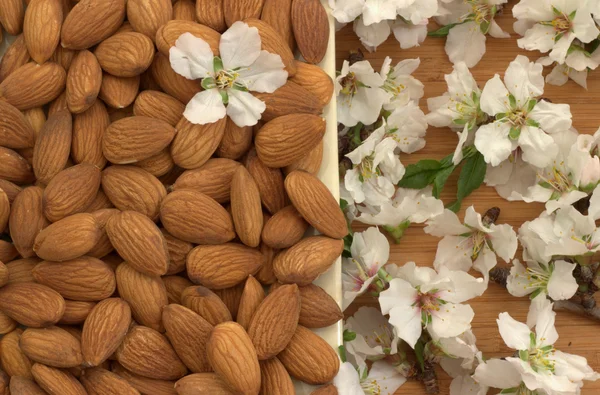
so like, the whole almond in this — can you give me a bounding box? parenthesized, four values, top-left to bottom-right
(9, 377, 46, 395)
(216, 117, 253, 160)
(32, 257, 116, 301)
(262, 206, 308, 249)
(244, 19, 296, 76)
(99, 73, 140, 108)
(187, 243, 264, 289)
(23, 0, 63, 64)
(81, 298, 132, 367)
(9, 187, 49, 258)
(171, 117, 226, 170)
(180, 285, 232, 326)
(162, 230, 193, 275)
(172, 158, 241, 203)
(4, 257, 40, 284)
(80, 367, 141, 395)
(95, 32, 155, 77)
(59, 300, 96, 325)
(312, 384, 338, 395)
(284, 139, 323, 175)
(231, 166, 263, 248)
(20, 326, 83, 368)
(175, 373, 234, 395)
(291, 0, 329, 64)
(48, 91, 69, 116)
(195, 0, 226, 31)
(86, 191, 115, 213)
(115, 263, 168, 332)
(0, 311, 17, 334)
(127, 0, 173, 41)
(0, 179, 22, 203)
(278, 325, 340, 384)
(272, 283, 342, 328)
(173, 0, 196, 21)
(155, 20, 220, 57)
(163, 276, 193, 304)
(112, 362, 177, 395)
(207, 322, 261, 395)
(260, 0, 294, 50)
(151, 53, 201, 103)
(133, 148, 175, 177)
(0, 100, 35, 149)
(273, 236, 343, 286)
(0, 0, 24, 35)
(163, 304, 214, 373)
(255, 243, 277, 285)
(255, 114, 325, 168)
(214, 282, 245, 320)
(61, 0, 126, 49)
(0, 329, 33, 378)
(106, 210, 170, 276)
(285, 170, 347, 239)
(133, 90, 185, 126)
(87, 209, 116, 258)
(0, 191, 8, 234)
(0, 370, 7, 395)
(32, 111, 73, 185)
(290, 60, 334, 108)
(223, 0, 264, 26)
(236, 276, 265, 330)
(31, 363, 87, 395)
(0, 147, 34, 184)
(160, 190, 235, 244)
(254, 81, 322, 122)
(72, 100, 110, 168)
(51, 46, 76, 72)
(0, 62, 66, 110)
(0, 35, 30, 83)
(33, 213, 102, 261)
(259, 357, 294, 395)
(66, 50, 103, 114)
(245, 148, 286, 214)
(116, 325, 188, 380)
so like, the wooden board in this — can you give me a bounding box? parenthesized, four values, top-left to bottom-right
(336, 1, 600, 393)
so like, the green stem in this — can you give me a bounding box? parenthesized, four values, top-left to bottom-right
(383, 221, 411, 244)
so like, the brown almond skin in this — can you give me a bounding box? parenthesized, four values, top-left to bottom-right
(195, 0, 226, 32)
(162, 275, 193, 304)
(207, 322, 261, 395)
(175, 373, 234, 395)
(171, 117, 227, 170)
(0, 179, 22, 203)
(116, 325, 188, 381)
(1, 329, 34, 378)
(0, 100, 35, 149)
(81, 298, 132, 367)
(247, 284, 300, 360)
(4, 257, 40, 284)
(0, 0, 24, 35)
(311, 384, 338, 395)
(214, 282, 245, 320)
(0, 262, 7, 288)
(23, 0, 63, 64)
(284, 139, 323, 175)
(0, 241, 19, 264)
(0, 62, 66, 110)
(0, 282, 65, 328)
(180, 285, 232, 326)
(106, 211, 169, 276)
(23, 107, 46, 138)
(80, 367, 141, 395)
(32, 111, 72, 185)
(291, 0, 329, 64)
(33, 213, 102, 261)
(20, 326, 83, 368)
(87, 208, 118, 258)
(163, 304, 214, 373)
(262, 205, 308, 249)
(95, 32, 155, 77)
(217, 118, 253, 160)
(160, 190, 235, 244)
(102, 165, 167, 221)
(244, 19, 296, 76)
(99, 73, 140, 109)
(285, 170, 348, 239)
(290, 60, 334, 108)
(133, 148, 175, 178)
(111, 362, 177, 395)
(172, 158, 241, 203)
(255, 242, 277, 285)
(187, 243, 264, 289)
(115, 263, 168, 332)
(0, 310, 17, 334)
(155, 20, 220, 57)
(259, 357, 295, 395)
(9, 376, 46, 395)
(255, 114, 325, 168)
(236, 276, 265, 330)
(48, 91, 69, 116)
(66, 50, 103, 114)
(31, 363, 87, 395)
(59, 300, 97, 325)
(231, 166, 263, 248)
(61, 0, 126, 50)
(151, 53, 201, 103)
(254, 81, 322, 122)
(245, 149, 286, 214)
(0, 35, 30, 83)
(72, 100, 110, 169)
(0, 193, 7, 235)
(260, 0, 294, 50)
(162, 229, 193, 275)
(173, 0, 196, 21)
(133, 90, 185, 126)
(127, 0, 172, 42)
(272, 283, 343, 328)
(0, 147, 34, 184)
(51, 46, 76, 72)
(223, 0, 264, 26)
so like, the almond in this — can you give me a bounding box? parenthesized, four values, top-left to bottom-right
(291, 0, 329, 64)
(133, 149, 175, 177)
(116, 325, 188, 380)
(261, 205, 308, 249)
(4, 257, 39, 284)
(106, 210, 170, 276)
(172, 158, 241, 203)
(245, 148, 286, 214)
(272, 283, 342, 328)
(231, 166, 263, 248)
(171, 117, 227, 170)
(255, 114, 325, 168)
(23, 0, 63, 64)
(48, 91, 69, 116)
(80, 367, 141, 395)
(111, 362, 177, 395)
(195, 1, 225, 31)
(0, 311, 17, 334)
(213, 282, 245, 320)
(72, 100, 110, 168)
(290, 60, 334, 108)
(0, 147, 34, 184)
(285, 170, 347, 238)
(66, 50, 103, 114)
(162, 230, 193, 275)
(140, 67, 161, 90)
(0, 35, 30, 83)
(0, 191, 8, 234)
(0, 329, 33, 378)
(163, 304, 214, 373)
(0, 62, 66, 110)
(151, 53, 201, 103)
(244, 18, 296, 76)
(217, 118, 253, 160)
(0, 370, 7, 395)
(175, 373, 234, 395)
(223, 0, 264, 26)
(207, 322, 260, 395)
(9, 186, 49, 258)
(127, 0, 172, 41)
(155, 20, 220, 57)
(0, 0, 24, 35)
(33, 213, 102, 261)
(163, 276, 193, 304)
(99, 73, 140, 109)
(311, 384, 338, 395)
(180, 285, 232, 325)
(187, 243, 264, 289)
(32, 111, 72, 185)
(259, 357, 294, 395)
(236, 276, 265, 330)
(0, 179, 22, 203)
(42, 163, 102, 222)
(20, 326, 83, 368)
(254, 81, 322, 122)
(256, 242, 277, 285)
(95, 32, 155, 77)
(61, 0, 126, 49)
(31, 363, 87, 395)
(102, 165, 167, 221)
(81, 298, 132, 367)
(160, 190, 235, 244)
(115, 263, 168, 332)
(0, 100, 35, 149)
(9, 377, 46, 395)
(59, 300, 97, 325)
(51, 46, 76, 72)
(133, 90, 185, 126)
(85, 190, 115, 213)
(173, 0, 196, 21)
(260, 0, 294, 50)
(284, 139, 323, 175)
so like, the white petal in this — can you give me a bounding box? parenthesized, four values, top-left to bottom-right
(545, 63, 570, 86)
(333, 362, 364, 395)
(488, 19, 510, 39)
(353, 87, 390, 126)
(344, 169, 366, 204)
(473, 358, 523, 388)
(589, 184, 600, 220)
(354, 18, 391, 51)
(566, 49, 599, 72)
(237, 51, 288, 93)
(183, 89, 227, 124)
(552, 350, 600, 383)
(464, 206, 488, 232)
(517, 24, 556, 53)
(367, 360, 407, 393)
(497, 312, 531, 350)
(526, 292, 548, 328)
(219, 21, 261, 69)
(362, 0, 399, 26)
(379, 278, 418, 315)
(512, 0, 554, 21)
(424, 209, 470, 237)
(473, 247, 498, 277)
(453, 126, 470, 165)
(440, 269, 487, 302)
(445, 22, 486, 68)
(446, 62, 479, 98)
(547, 260, 578, 301)
(529, 100, 572, 134)
(429, 302, 474, 339)
(433, 235, 474, 273)
(450, 375, 487, 395)
(474, 122, 513, 166)
(480, 74, 510, 116)
(504, 55, 544, 104)
(226, 89, 266, 127)
(518, 126, 558, 168)
(169, 32, 214, 80)
(391, 20, 428, 49)
(387, 304, 422, 348)
(507, 259, 535, 297)
(573, 9, 600, 43)
(330, 0, 365, 24)
(534, 299, 558, 347)
(489, 223, 518, 262)
(549, 33, 575, 64)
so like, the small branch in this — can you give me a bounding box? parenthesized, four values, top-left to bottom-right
(553, 299, 600, 321)
(420, 362, 439, 394)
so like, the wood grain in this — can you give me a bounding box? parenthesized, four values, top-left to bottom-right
(337, 1, 600, 393)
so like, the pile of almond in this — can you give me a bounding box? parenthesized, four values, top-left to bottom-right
(0, 0, 344, 393)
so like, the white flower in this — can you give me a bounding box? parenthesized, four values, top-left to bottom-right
(379, 57, 424, 109)
(336, 60, 390, 127)
(386, 102, 428, 153)
(507, 259, 579, 301)
(424, 207, 518, 277)
(588, 183, 600, 220)
(544, 206, 600, 257)
(397, 0, 438, 25)
(169, 22, 288, 127)
(329, 0, 401, 25)
(342, 228, 390, 310)
(474, 55, 573, 167)
(472, 358, 523, 391)
(333, 361, 407, 395)
(519, 216, 554, 264)
(484, 149, 538, 201)
(379, 262, 486, 348)
(449, 375, 488, 395)
(568, 130, 600, 190)
(354, 18, 392, 52)
(391, 19, 428, 49)
(345, 306, 399, 362)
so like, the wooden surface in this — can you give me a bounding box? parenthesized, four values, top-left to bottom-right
(336, 1, 600, 394)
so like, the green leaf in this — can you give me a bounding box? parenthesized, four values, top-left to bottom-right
(343, 329, 357, 342)
(397, 160, 443, 189)
(415, 340, 426, 372)
(588, 39, 600, 55)
(343, 234, 353, 258)
(552, 6, 561, 16)
(495, 112, 507, 120)
(508, 93, 517, 108)
(338, 345, 347, 363)
(500, 388, 518, 394)
(456, 151, 486, 202)
(219, 90, 229, 105)
(428, 21, 467, 37)
(340, 199, 349, 211)
(480, 20, 491, 34)
(446, 200, 462, 213)
(509, 126, 521, 140)
(530, 332, 536, 349)
(432, 165, 456, 198)
(519, 349, 529, 361)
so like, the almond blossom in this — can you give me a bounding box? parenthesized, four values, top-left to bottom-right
(507, 259, 579, 301)
(345, 307, 400, 363)
(379, 57, 424, 110)
(332, 361, 407, 395)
